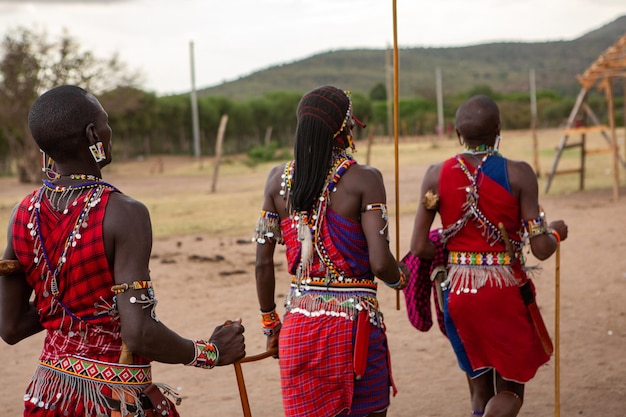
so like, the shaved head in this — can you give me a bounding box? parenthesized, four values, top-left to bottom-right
(455, 95, 500, 144)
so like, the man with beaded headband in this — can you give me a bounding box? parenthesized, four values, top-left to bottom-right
(410, 95, 568, 417)
(254, 85, 407, 417)
(0, 85, 246, 416)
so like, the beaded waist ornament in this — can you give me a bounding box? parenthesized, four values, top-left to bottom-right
(285, 276, 384, 328)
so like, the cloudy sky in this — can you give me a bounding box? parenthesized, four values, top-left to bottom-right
(0, 0, 624, 95)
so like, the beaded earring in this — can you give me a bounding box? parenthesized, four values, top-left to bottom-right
(41, 150, 59, 180)
(89, 141, 106, 162)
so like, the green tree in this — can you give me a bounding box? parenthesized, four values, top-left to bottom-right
(369, 83, 387, 101)
(0, 27, 141, 182)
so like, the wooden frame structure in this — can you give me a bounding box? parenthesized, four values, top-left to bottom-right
(545, 33, 626, 199)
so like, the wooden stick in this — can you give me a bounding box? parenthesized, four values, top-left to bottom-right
(233, 348, 278, 417)
(555, 244, 561, 417)
(0, 259, 22, 275)
(234, 362, 251, 417)
(391, 0, 401, 311)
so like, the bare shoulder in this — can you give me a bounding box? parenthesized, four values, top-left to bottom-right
(506, 158, 537, 184)
(506, 158, 538, 198)
(264, 162, 288, 193)
(422, 161, 443, 189)
(104, 192, 151, 231)
(107, 191, 149, 216)
(345, 163, 384, 183)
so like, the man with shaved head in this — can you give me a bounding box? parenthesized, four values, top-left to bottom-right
(0, 85, 245, 416)
(410, 95, 568, 416)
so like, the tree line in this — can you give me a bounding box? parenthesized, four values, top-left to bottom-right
(1, 28, 622, 182)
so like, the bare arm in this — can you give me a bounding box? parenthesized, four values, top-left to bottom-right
(354, 166, 403, 285)
(0, 206, 44, 345)
(410, 163, 441, 259)
(509, 160, 568, 260)
(254, 165, 283, 352)
(105, 193, 245, 365)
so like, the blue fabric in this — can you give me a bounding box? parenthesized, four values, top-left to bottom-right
(481, 155, 511, 194)
(443, 289, 490, 379)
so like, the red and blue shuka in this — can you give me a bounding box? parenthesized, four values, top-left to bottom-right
(438, 153, 550, 383)
(269, 157, 395, 417)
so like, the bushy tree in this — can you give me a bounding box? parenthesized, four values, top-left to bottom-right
(0, 27, 141, 182)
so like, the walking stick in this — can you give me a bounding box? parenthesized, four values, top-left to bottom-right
(555, 243, 561, 417)
(233, 348, 278, 417)
(391, 0, 401, 310)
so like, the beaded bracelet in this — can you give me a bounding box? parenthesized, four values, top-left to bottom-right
(385, 268, 407, 290)
(261, 307, 281, 337)
(186, 339, 219, 369)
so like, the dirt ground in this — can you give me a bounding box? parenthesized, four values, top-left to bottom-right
(1, 147, 625, 416)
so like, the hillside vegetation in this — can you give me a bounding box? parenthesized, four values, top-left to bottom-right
(199, 16, 626, 100)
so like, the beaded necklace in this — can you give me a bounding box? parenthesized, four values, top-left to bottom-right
(464, 144, 501, 156)
(284, 153, 356, 283)
(27, 180, 119, 318)
(440, 150, 508, 247)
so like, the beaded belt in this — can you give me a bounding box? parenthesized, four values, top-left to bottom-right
(448, 250, 518, 266)
(290, 275, 377, 294)
(40, 356, 152, 386)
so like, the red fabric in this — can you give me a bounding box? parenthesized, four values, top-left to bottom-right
(438, 155, 550, 383)
(12, 187, 132, 363)
(281, 208, 371, 279)
(279, 314, 354, 417)
(439, 156, 522, 252)
(447, 282, 549, 382)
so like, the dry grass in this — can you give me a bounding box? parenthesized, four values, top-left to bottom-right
(1, 127, 624, 250)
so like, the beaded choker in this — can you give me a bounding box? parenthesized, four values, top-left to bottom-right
(464, 144, 501, 156)
(64, 174, 101, 181)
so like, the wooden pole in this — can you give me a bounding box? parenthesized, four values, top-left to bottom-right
(436, 67, 443, 138)
(604, 77, 619, 200)
(391, 0, 401, 310)
(189, 41, 201, 161)
(211, 114, 229, 193)
(554, 243, 561, 417)
(386, 46, 393, 138)
(530, 68, 541, 177)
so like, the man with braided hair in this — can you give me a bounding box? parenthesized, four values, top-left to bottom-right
(0, 85, 246, 416)
(253, 85, 407, 417)
(410, 95, 568, 417)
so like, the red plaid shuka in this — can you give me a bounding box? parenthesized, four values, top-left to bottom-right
(11, 185, 175, 416)
(277, 161, 393, 417)
(12, 186, 130, 363)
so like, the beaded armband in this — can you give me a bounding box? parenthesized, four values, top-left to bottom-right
(186, 339, 219, 369)
(111, 280, 159, 322)
(111, 280, 153, 294)
(385, 268, 407, 290)
(253, 210, 283, 244)
(363, 203, 389, 235)
(261, 307, 282, 337)
(523, 213, 549, 237)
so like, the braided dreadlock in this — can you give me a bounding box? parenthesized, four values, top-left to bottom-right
(291, 86, 352, 212)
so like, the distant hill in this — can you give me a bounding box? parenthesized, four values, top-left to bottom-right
(198, 15, 626, 101)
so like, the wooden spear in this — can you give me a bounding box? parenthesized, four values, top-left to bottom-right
(391, 0, 401, 310)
